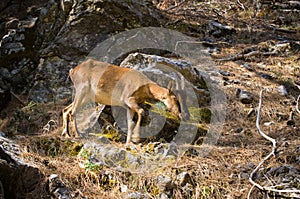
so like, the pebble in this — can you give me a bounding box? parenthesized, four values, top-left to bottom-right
(278, 85, 288, 96)
(219, 70, 230, 76)
(121, 184, 128, 193)
(236, 89, 253, 104)
(241, 63, 253, 71)
(260, 73, 273, 79)
(0, 131, 6, 137)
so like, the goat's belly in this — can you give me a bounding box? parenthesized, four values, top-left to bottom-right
(94, 92, 125, 107)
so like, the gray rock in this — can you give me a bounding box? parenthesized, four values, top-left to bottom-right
(181, 183, 194, 196)
(29, 58, 72, 102)
(1, 0, 165, 101)
(39, 0, 164, 60)
(0, 137, 43, 198)
(241, 63, 254, 71)
(49, 174, 70, 199)
(125, 192, 149, 199)
(207, 20, 236, 38)
(177, 172, 194, 187)
(79, 141, 141, 170)
(0, 17, 37, 56)
(120, 52, 211, 107)
(79, 140, 187, 174)
(1, 41, 25, 55)
(0, 67, 10, 79)
(0, 15, 39, 93)
(0, 132, 5, 138)
(260, 73, 273, 80)
(158, 193, 170, 199)
(219, 70, 230, 76)
(155, 142, 179, 159)
(240, 172, 249, 179)
(157, 175, 175, 192)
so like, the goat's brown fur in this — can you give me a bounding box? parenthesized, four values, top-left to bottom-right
(62, 59, 185, 144)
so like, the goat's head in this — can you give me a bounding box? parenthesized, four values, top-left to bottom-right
(167, 73, 191, 121)
(160, 90, 182, 120)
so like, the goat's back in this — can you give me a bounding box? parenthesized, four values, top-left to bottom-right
(70, 59, 154, 105)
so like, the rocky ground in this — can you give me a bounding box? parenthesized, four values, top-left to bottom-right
(0, 0, 300, 198)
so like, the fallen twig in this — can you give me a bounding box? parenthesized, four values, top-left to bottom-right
(237, 0, 246, 11)
(216, 51, 277, 61)
(42, 120, 58, 134)
(296, 95, 300, 114)
(216, 41, 294, 62)
(248, 89, 300, 198)
(166, 0, 186, 11)
(10, 91, 26, 106)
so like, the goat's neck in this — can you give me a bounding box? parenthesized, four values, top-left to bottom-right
(148, 83, 169, 101)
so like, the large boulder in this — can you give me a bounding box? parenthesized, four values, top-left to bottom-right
(0, 136, 45, 198)
(119, 52, 211, 106)
(78, 140, 180, 173)
(28, 0, 165, 103)
(0, 0, 165, 102)
(0, 0, 48, 93)
(40, 0, 165, 61)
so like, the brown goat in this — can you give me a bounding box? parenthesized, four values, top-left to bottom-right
(62, 59, 187, 144)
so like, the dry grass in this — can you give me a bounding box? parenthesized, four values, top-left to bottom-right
(1, 0, 299, 198)
(16, 127, 299, 198)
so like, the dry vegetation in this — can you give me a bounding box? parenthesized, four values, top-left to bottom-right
(1, 0, 300, 198)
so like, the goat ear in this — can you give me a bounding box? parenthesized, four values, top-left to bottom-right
(167, 80, 175, 91)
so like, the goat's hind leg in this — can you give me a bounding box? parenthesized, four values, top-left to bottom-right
(71, 84, 89, 116)
(62, 103, 73, 137)
(70, 84, 91, 137)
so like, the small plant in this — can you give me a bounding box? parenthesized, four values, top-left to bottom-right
(200, 185, 214, 199)
(78, 149, 91, 160)
(145, 101, 179, 121)
(84, 161, 101, 171)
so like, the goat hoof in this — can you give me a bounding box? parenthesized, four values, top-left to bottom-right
(61, 129, 69, 137)
(131, 136, 145, 144)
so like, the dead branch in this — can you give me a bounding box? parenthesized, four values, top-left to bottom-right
(216, 51, 277, 62)
(42, 120, 58, 134)
(248, 89, 300, 198)
(10, 91, 26, 106)
(237, 0, 246, 11)
(166, 0, 186, 11)
(296, 95, 300, 114)
(216, 41, 294, 62)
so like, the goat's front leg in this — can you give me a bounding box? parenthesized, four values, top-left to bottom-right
(133, 108, 144, 140)
(126, 108, 135, 145)
(126, 97, 144, 144)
